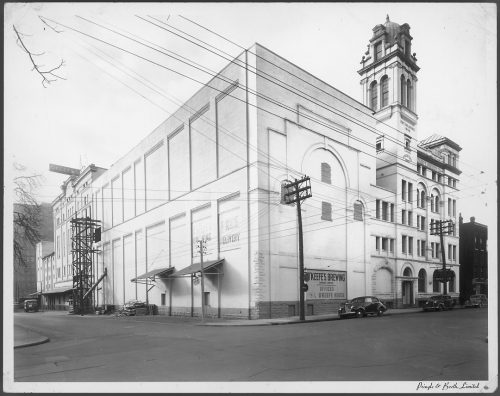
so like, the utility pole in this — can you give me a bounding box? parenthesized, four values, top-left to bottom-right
(282, 176, 312, 320)
(197, 239, 207, 321)
(430, 219, 454, 295)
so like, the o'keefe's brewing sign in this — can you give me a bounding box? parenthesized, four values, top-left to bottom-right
(305, 269, 347, 300)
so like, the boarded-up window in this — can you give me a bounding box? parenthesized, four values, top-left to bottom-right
(320, 162, 331, 184)
(123, 167, 134, 221)
(134, 159, 145, 216)
(111, 176, 122, 226)
(216, 84, 246, 176)
(190, 106, 216, 190)
(353, 202, 363, 221)
(145, 142, 167, 211)
(321, 201, 332, 221)
(168, 126, 189, 200)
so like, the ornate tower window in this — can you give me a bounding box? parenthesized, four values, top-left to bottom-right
(381, 75, 389, 107)
(374, 42, 383, 61)
(406, 79, 412, 110)
(370, 80, 378, 111)
(400, 75, 406, 106)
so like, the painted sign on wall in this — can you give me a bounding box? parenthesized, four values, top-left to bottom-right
(305, 269, 347, 300)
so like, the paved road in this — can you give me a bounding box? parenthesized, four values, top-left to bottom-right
(14, 308, 488, 382)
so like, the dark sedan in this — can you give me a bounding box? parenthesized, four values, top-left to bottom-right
(423, 295, 455, 311)
(338, 296, 387, 318)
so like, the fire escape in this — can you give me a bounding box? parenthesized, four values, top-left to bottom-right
(71, 217, 103, 315)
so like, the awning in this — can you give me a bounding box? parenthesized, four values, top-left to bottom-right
(42, 287, 74, 295)
(131, 267, 175, 282)
(29, 291, 42, 296)
(171, 259, 224, 277)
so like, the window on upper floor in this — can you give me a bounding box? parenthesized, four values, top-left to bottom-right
(321, 162, 332, 184)
(400, 75, 406, 106)
(376, 135, 384, 152)
(374, 42, 383, 61)
(406, 79, 412, 110)
(321, 202, 332, 221)
(381, 76, 389, 107)
(405, 135, 411, 151)
(353, 202, 363, 221)
(370, 81, 378, 111)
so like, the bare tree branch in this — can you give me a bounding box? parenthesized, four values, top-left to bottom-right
(39, 16, 64, 33)
(13, 24, 66, 87)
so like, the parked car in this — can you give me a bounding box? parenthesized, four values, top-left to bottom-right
(23, 299, 39, 312)
(464, 294, 488, 308)
(123, 300, 147, 316)
(338, 296, 387, 318)
(423, 295, 455, 311)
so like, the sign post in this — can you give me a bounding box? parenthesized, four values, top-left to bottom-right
(430, 219, 454, 294)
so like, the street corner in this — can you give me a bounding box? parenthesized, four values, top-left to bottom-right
(14, 324, 50, 349)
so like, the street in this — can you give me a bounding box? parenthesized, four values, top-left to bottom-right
(14, 308, 488, 382)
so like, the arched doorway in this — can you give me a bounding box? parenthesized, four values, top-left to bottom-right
(402, 267, 414, 307)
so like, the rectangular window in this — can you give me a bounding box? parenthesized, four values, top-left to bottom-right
(436, 243, 440, 259)
(402, 180, 407, 201)
(111, 176, 123, 226)
(420, 216, 426, 231)
(402, 235, 407, 254)
(402, 209, 406, 225)
(375, 236, 380, 251)
(389, 239, 394, 253)
(123, 167, 134, 222)
(375, 42, 382, 61)
(448, 244, 452, 261)
(134, 159, 145, 216)
(190, 106, 216, 190)
(321, 202, 332, 221)
(168, 126, 189, 201)
(417, 240, 421, 256)
(145, 142, 168, 211)
(382, 201, 388, 221)
(405, 135, 411, 151)
(390, 204, 395, 222)
(382, 238, 388, 252)
(408, 183, 413, 202)
(453, 245, 456, 261)
(408, 237, 413, 255)
(448, 198, 452, 216)
(408, 211, 413, 226)
(376, 136, 383, 152)
(376, 200, 380, 219)
(453, 200, 456, 217)
(353, 202, 363, 221)
(216, 84, 246, 176)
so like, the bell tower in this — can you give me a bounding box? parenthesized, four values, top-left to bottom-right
(358, 15, 419, 165)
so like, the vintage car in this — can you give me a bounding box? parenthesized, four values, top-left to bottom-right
(23, 299, 39, 312)
(423, 295, 455, 311)
(338, 296, 387, 318)
(464, 294, 488, 308)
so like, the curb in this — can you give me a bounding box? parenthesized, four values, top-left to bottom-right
(14, 337, 50, 349)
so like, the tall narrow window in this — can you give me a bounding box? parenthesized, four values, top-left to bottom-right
(376, 199, 380, 219)
(321, 162, 332, 184)
(376, 136, 383, 152)
(418, 269, 426, 292)
(408, 237, 413, 255)
(374, 42, 383, 61)
(402, 235, 407, 254)
(406, 79, 412, 110)
(400, 75, 406, 106)
(408, 183, 413, 202)
(370, 81, 378, 111)
(381, 76, 389, 107)
(321, 202, 332, 221)
(402, 180, 407, 201)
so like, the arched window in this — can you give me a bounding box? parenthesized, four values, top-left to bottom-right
(321, 162, 331, 184)
(431, 189, 440, 213)
(403, 267, 412, 277)
(353, 201, 363, 221)
(400, 75, 406, 106)
(418, 269, 427, 292)
(420, 190, 426, 209)
(433, 271, 440, 292)
(430, 194, 435, 212)
(381, 76, 389, 107)
(416, 188, 420, 207)
(406, 79, 412, 110)
(434, 195, 440, 213)
(370, 81, 378, 111)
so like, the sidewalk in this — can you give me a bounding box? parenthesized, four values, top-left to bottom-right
(14, 324, 49, 349)
(203, 307, 423, 326)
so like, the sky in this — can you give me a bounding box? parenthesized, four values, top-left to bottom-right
(3, 2, 497, 392)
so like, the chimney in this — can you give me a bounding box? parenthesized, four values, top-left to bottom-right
(470, 216, 475, 223)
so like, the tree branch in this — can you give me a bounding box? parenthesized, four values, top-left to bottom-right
(13, 24, 66, 87)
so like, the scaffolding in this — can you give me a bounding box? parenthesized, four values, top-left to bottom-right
(71, 216, 101, 315)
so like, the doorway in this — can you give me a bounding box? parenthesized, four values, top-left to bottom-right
(402, 281, 413, 306)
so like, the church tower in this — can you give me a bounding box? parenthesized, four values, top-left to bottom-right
(358, 16, 419, 166)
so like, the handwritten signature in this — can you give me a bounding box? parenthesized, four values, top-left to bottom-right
(417, 381, 480, 391)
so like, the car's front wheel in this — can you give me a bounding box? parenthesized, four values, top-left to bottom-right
(377, 308, 384, 316)
(355, 310, 363, 318)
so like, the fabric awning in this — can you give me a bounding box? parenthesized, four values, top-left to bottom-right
(42, 287, 74, 295)
(131, 267, 175, 282)
(171, 259, 224, 277)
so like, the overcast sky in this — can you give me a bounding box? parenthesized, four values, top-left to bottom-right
(5, 2, 496, 235)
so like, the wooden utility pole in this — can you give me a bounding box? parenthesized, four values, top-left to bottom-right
(430, 219, 454, 295)
(197, 239, 207, 321)
(282, 176, 312, 320)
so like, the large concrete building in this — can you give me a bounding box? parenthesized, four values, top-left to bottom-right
(44, 16, 461, 318)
